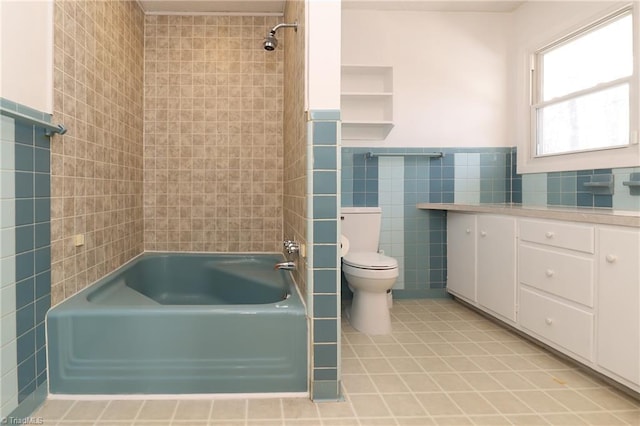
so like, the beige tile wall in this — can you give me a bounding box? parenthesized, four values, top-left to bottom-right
(50, 4, 300, 303)
(282, 0, 307, 295)
(51, 0, 145, 305)
(143, 15, 284, 252)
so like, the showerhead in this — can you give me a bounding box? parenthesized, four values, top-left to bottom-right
(262, 21, 297, 51)
(263, 31, 278, 51)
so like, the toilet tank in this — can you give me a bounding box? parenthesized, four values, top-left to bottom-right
(340, 207, 382, 252)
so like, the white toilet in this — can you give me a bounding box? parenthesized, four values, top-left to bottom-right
(341, 207, 398, 335)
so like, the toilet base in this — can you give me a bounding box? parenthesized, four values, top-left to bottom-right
(347, 290, 391, 335)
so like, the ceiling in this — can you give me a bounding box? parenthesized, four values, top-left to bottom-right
(138, 0, 525, 15)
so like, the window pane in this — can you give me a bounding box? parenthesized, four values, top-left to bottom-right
(542, 14, 632, 101)
(537, 84, 629, 156)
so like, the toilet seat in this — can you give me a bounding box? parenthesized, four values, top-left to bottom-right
(343, 252, 398, 270)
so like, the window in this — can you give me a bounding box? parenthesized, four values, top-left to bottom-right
(532, 8, 635, 157)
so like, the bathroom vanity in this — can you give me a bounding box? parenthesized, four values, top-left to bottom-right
(418, 203, 640, 395)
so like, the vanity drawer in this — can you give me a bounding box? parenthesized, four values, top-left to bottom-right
(518, 245, 594, 307)
(519, 288, 594, 361)
(519, 219, 594, 253)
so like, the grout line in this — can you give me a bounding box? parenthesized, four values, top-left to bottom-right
(207, 398, 215, 424)
(52, 399, 77, 426)
(131, 399, 145, 424)
(167, 400, 179, 425)
(95, 400, 111, 425)
(94, 399, 112, 423)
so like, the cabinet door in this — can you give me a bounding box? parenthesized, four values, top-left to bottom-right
(597, 227, 640, 385)
(446, 213, 477, 302)
(477, 215, 517, 322)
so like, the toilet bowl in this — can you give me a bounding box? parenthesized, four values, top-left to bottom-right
(341, 207, 399, 335)
(343, 252, 398, 335)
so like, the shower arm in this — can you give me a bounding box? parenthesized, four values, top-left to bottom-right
(269, 22, 298, 35)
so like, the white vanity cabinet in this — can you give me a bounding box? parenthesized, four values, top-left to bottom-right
(442, 207, 640, 393)
(596, 226, 640, 386)
(446, 213, 477, 302)
(476, 215, 517, 323)
(446, 214, 516, 323)
(518, 219, 595, 362)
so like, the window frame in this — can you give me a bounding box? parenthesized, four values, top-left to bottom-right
(518, 3, 640, 174)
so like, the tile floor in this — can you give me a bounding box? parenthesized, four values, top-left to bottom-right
(31, 299, 640, 425)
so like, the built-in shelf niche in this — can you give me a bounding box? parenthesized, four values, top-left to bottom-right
(341, 65, 394, 140)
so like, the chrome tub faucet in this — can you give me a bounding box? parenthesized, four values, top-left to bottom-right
(274, 261, 296, 270)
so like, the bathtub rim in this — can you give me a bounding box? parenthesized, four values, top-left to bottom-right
(48, 251, 307, 311)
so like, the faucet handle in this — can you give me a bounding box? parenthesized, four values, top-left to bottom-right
(283, 239, 299, 254)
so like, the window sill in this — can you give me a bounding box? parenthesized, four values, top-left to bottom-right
(516, 142, 640, 174)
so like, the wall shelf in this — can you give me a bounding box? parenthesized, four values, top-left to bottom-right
(341, 93, 393, 97)
(342, 122, 394, 140)
(341, 65, 394, 140)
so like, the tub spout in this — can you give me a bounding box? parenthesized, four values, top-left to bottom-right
(274, 261, 296, 270)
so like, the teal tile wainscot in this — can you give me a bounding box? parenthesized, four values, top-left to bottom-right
(0, 99, 52, 421)
(341, 147, 518, 299)
(522, 168, 640, 210)
(308, 110, 341, 401)
(341, 147, 640, 302)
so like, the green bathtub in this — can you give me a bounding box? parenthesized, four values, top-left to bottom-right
(47, 252, 308, 395)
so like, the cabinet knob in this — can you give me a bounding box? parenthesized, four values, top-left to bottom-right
(466, 228, 471, 234)
(545, 269, 554, 277)
(480, 231, 487, 237)
(545, 318, 553, 325)
(545, 231, 555, 239)
(605, 254, 617, 263)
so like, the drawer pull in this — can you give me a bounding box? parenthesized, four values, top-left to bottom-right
(545, 318, 553, 325)
(545, 269, 555, 277)
(480, 231, 487, 237)
(605, 254, 617, 263)
(466, 228, 471, 234)
(545, 231, 555, 239)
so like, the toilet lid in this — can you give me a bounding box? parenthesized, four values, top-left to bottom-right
(343, 252, 398, 270)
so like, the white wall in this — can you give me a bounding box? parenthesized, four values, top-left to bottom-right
(341, 9, 510, 148)
(510, 1, 639, 173)
(307, 0, 341, 110)
(0, 0, 54, 113)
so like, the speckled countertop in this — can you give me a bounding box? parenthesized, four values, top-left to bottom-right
(416, 203, 640, 228)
